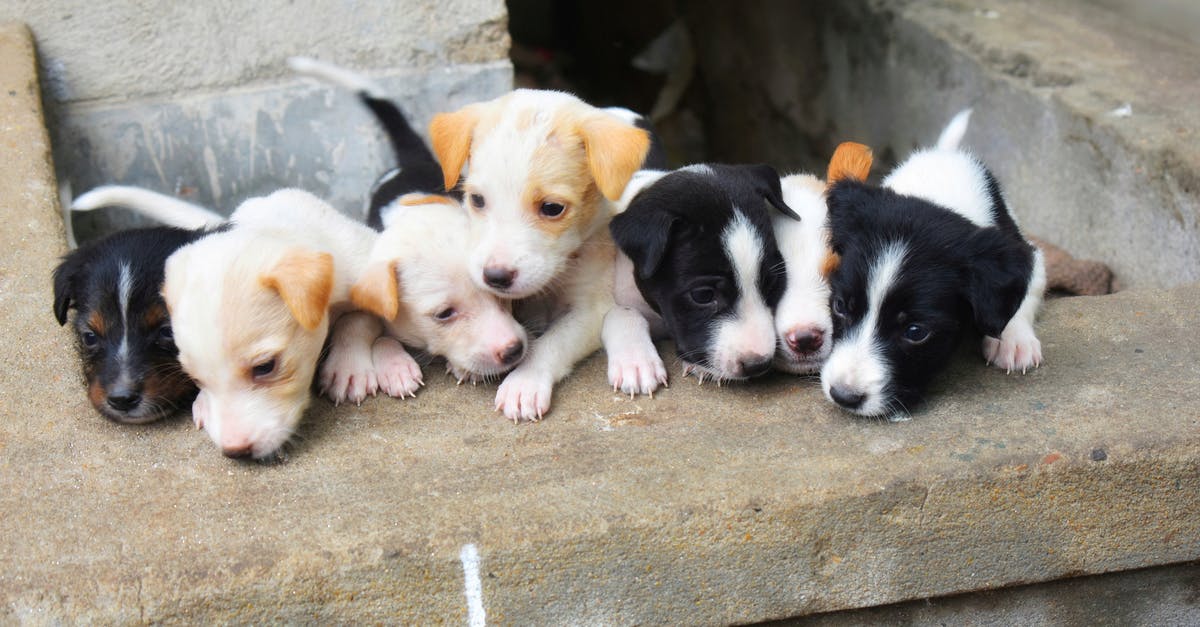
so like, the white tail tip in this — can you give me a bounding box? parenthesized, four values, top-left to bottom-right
(936, 108, 973, 151)
(71, 185, 224, 230)
(287, 56, 385, 99)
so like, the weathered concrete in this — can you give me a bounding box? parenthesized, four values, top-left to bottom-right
(0, 0, 512, 239)
(685, 0, 1200, 290)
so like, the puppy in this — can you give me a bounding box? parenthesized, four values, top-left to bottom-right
(153, 188, 377, 458)
(821, 110, 1046, 417)
(289, 57, 529, 402)
(772, 143, 874, 374)
(429, 90, 652, 421)
(607, 163, 799, 391)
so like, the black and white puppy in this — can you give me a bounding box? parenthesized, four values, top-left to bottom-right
(606, 164, 799, 392)
(821, 110, 1046, 417)
(53, 227, 208, 423)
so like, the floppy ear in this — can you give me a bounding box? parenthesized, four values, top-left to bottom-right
(743, 163, 800, 220)
(826, 142, 873, 186)
(429, 104, 483, 192)
(52, 250, 86, 325)
(350, 260, 401, 319)
(824, 181, 878, 255)
(259, 248, 334, 331)
(962, 229, 1035, 337)
(610, 209, 677, 280)
(579, 113, 651, 201)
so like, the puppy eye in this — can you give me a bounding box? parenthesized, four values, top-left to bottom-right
(433, 307, 458, 322)
(251, 358, 277, 380)
(539, 202, 566, 218)
(469, 194, 486, 210)
(902, 323, 931, 345)
(689, 286, 718, 306)
(81, 330, 99, 348)
(832, 296, 849, 319)
(156, 325, 174, 344)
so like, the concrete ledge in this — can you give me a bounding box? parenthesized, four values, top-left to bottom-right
(4, 16, 1200, 626)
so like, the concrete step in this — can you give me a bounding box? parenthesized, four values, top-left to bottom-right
(4, 17, 1200, 626)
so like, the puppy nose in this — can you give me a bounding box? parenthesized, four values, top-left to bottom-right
(222, 443, 255, 459)
(496, 340, 525, 366)
(740, 356, 773, 378)
(483, 266, 517, 289)
(786, 328, 825, 354)
(830, 385, 866, 410)
(106, 390, 142, 412)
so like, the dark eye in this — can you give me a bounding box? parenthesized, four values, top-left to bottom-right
(81, 330, 99, 348)
(902, 323, 931, 345)
(689, 286, 717, 306)
(539, 202, 566, 218)
(433, 307, 457, 322)
(832, 296, 848, 319)
(156, 325, 174, 344)
(469, 194, 485, 210)
(251, 359, 277, 379)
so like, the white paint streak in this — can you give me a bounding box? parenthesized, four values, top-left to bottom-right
(460, 543, 486, 627)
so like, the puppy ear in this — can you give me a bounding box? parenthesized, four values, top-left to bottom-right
(350, 260, 401, 319)
(610, 210, 677, 280)
(429, 104, 482, 192)
(826, 142, 873, 186)
(744, 163, 800, 220)
(962, 229, 1035, 337)
(259, 248, 335, 331)
(824, 181, 877, 255)
(52, 250, 86, 325)
(579, 113, 651, 201)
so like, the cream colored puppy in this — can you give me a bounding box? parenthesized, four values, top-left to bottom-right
(430, 90, 651, 421)
(164, 189, 379, 459)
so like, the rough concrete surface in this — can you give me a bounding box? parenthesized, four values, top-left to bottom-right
(4, 15, 1200, 627)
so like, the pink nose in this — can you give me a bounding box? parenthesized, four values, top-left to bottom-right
(494, 340, 525, 366)
(221, 432, 255, 459)
(786, 326, 825, 355)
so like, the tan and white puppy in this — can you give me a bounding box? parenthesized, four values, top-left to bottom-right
(164, 189, 378, 459)
(429, 89, 651, 421)
(332, 194, 529, 398)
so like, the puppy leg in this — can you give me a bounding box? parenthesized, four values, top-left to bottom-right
(373, 336, 424, 398)
(983, 248, 1047, 373)
(319, 311, 383, 404)
(602, 306, 668, 396)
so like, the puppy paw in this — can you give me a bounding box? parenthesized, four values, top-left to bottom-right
(983, 321, 1043, 374)
(607, 343, 668, 397)
(373, 338, 423, 399)
(319, 344, 379, 406)
(495, 369, 553, 423)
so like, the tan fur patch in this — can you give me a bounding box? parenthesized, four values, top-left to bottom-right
(826, 142, 874, 186)
(399, 194, 458, 208)
(350, 260, 401, 319)
(258, 248, 334, 331)
(429, 104, 484, 191)
(142, 303, 168, 329)
(820, 251, 842, 278)
(87, 309, 107, 335)
(577, 112, 651, 200)
(525, 124, 598, 237)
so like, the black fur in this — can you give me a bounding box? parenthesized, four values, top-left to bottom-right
(611, 164, 798, 373)
(824, 179, 1035, 410)
(53, 227, 205, 423)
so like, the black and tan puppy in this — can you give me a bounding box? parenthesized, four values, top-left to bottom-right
(53, 228, 206, 423)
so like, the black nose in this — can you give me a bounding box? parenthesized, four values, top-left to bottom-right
(222, 444, 255, 459)
(830, 385, 866, 409)
(483, 267, 516, 290)
(106, 391, 142, 412)
(497, 341, 525, 366)
(787, 329, 824, 354)
(740, 357, 772, 378)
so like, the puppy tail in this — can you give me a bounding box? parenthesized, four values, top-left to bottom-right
(288, 56, 438, 175)
(71, 186, 224, 230)
(826, 142, 873, 185)
(936, 108, 973, 152)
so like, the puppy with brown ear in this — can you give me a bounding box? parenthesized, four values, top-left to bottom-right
(164, 189, 378, 459)
(430, 91, 652, 422)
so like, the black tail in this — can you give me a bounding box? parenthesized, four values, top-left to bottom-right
(358, 93, 455, 229)
(360, 95, 438, 171)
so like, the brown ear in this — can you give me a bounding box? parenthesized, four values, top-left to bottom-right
(259, 248, 334, 331)
(579, 113, 651, 201)
(429, 105, 482, 192)
(349, 260, 400, 319)
(826, 142, 873, 187)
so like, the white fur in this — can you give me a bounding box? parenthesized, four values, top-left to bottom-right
(71, 185, 224, 229)
(773, 173, 834, 374)
(821, 242, 908, 417)
(707, 211, 776, 377)
(288, 56, 385, 99)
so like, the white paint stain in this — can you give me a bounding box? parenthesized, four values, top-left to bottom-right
(460, 543, 486, 626)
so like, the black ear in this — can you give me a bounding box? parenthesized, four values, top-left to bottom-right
(824, 180, 878, 254)
(610, 208, 678, 280)
(743, 163, 800, 220)
(52, 250, 86, 325)
(963, 228, 1035, 337)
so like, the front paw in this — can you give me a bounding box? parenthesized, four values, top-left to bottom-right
(319, 345, 378, 405)
(607, 343, 668, 397)
(983, 322, 1043, 373)
(373, 338, 424, 399)
(495, 368, 553, 423)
